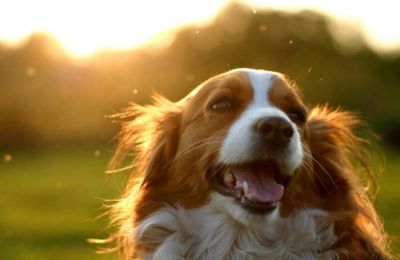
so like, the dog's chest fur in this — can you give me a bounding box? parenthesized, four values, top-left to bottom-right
(136, 199, 345, 260)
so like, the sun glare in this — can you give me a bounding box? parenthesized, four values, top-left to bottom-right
(0, 0, 399, 57)
(0, 0, 228, 57)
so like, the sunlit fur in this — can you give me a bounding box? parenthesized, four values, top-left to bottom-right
(135, 198, 344, 259)
(105, 69, 390, 259)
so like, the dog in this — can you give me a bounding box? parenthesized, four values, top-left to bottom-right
(107, 68, 389, 259)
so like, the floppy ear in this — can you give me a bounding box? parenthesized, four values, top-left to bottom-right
(306, 106, 362, 195)
(306, 106, 389, 258)
(110, 94, 181, 186)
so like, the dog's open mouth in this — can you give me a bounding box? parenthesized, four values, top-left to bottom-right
(208, 160, 290, 214)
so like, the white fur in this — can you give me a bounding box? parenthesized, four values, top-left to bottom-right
(240, 68, 278, 108)
(135, 193, 345, 260)
(219, 69, 304, 174)
(135, 69, 337, 259)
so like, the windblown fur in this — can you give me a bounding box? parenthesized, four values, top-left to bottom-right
(102, 71, 391, 259)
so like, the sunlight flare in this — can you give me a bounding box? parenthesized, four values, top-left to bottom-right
(0, 0, 399, 56)
(0, 0, 228, 57)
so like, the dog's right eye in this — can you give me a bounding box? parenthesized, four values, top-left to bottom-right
(209, 97, 234, 111)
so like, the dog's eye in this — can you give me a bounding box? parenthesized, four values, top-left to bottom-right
(210, 98, 233, 111)
(288, 109, 307, 124)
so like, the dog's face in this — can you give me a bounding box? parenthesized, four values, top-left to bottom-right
(120, 68, 316, 223)
(174, 69, 308, 217)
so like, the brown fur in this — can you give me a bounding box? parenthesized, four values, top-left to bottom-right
(103, 71, 390, 259)
(268, 75, 307, 116)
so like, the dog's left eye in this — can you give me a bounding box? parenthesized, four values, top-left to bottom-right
(288, 109, 307, 124)
(210, 98, 233, 111)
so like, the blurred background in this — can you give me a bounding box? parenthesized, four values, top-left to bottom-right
(0, 0, 399, 259)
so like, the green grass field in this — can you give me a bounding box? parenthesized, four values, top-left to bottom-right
(0, 147, 125, 260)
(0, 146, 399, 259)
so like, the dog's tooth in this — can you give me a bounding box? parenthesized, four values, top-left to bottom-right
(243, 181, 249, 196)
(223, 173, 235, 188)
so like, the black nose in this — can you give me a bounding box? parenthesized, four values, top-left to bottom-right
(255, 116, 294, 146)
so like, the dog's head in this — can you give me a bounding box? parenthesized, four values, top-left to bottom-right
(167, 69, 308, 217)
(109, 68, 388, 257)
(113, 69, 308, 217)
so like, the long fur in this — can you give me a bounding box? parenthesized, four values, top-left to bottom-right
(305, 106, 389, 258)
(103, 97, 390, 259)
(106, 95, 182, 258)
(136, 203, 344, 260)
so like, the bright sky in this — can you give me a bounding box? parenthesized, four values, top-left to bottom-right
(0, 0, 399, 57)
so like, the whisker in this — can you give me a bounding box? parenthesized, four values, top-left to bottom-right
(303, 151, 339, 192)
(301, 158, 326, 192)
(170, 137, 225, 164)
(181, 143, 225, 173)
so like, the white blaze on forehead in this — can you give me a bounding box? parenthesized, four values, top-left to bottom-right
(219, 68, 303, 173)
(230, 68, 281, 107)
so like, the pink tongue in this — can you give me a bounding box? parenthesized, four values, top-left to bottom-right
(233, 165, 284, 203)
